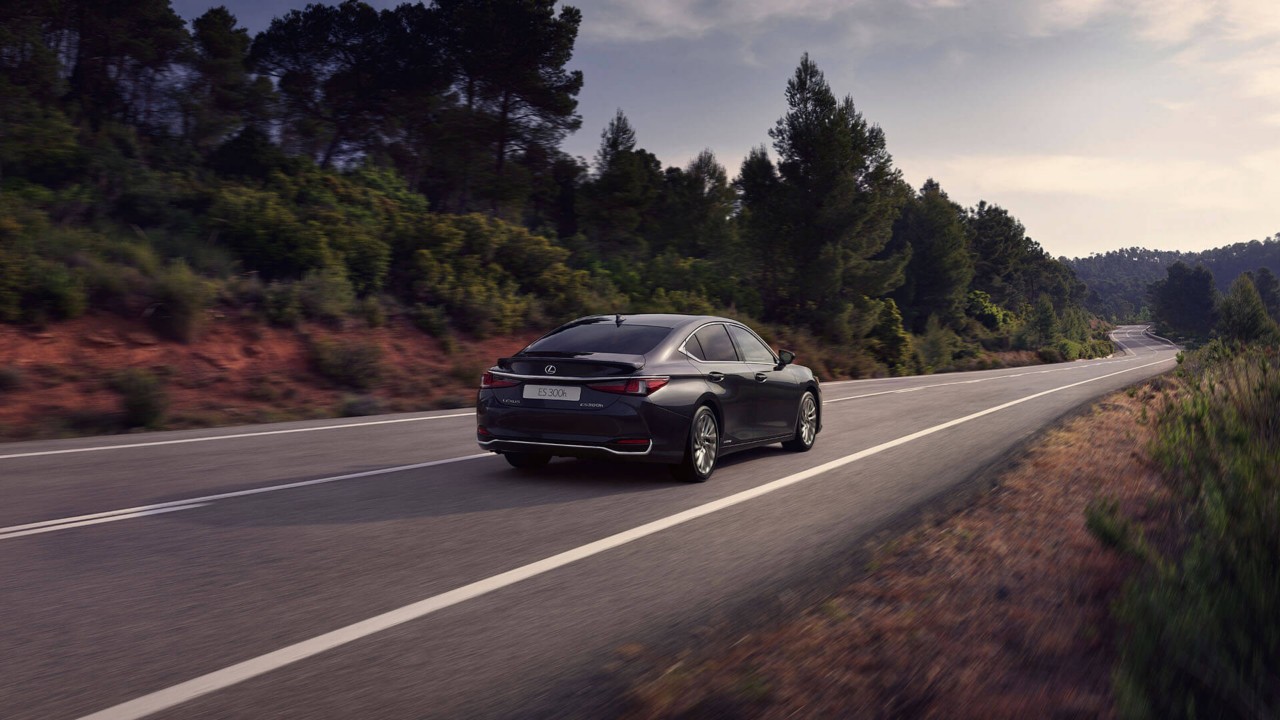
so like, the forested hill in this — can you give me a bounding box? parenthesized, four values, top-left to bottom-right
(1, 0, 1109, 380)
(1068, 237, 1280, 322)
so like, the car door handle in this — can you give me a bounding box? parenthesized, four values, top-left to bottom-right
(708, 372, 725, 383)
(754, 372, 768, 382)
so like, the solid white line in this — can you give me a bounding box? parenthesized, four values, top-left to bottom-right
(0, 504, 209, 540)
(821, 354, 1141, 405)
(0, 454, 490, 539)
(0, 414, 475, 461)
(77, 356, 1175, 720)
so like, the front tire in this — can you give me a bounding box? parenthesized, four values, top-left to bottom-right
(782, 391, 818, 452)
(504, 452, 551, 470)
(670, 405, 718, 483)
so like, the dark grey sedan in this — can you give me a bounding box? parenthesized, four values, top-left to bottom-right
(476, 314, 821, 481)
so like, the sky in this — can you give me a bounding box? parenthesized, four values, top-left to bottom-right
(171, 0, 1280, 258)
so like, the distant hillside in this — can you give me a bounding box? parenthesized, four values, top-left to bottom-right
(1067, 235, 1280, 321)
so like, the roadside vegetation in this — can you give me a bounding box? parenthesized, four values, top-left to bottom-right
(2, 0, 1109, 416)
(1088, 337, 1280, 718)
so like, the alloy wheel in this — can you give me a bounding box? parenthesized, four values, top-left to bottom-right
(693, 410, 718, 476)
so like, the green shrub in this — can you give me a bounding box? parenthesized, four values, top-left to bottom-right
(16, 259, 87, 324)
(918, 315, 959, 371)
(869, 299, 916, 375)
(219, 274, 266, 309)
(111, 369, 168, 428)
(263, 281, 300, 327)
(208, 185, 330, 280)
(296, 267, 355, 326)
(1054, 338, 1084, 361)
(1036, 346, 1064, 364)
(966, 290, 1015, 332)
(309, 338, 383, 390)
(410, 303, 454, 351)
(84, 260, 148, 312)
(147, 260, 213, 342)
(359, 295, 386, 328)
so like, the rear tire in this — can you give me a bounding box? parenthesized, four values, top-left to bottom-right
(670, 405, 718, 483)
(781, 391, 818, 452)
(504, 452, 551, 469)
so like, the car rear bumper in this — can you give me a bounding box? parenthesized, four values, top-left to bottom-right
(476, 396, 688, 463)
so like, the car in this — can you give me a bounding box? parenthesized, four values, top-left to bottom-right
(476, 314, 821, 481)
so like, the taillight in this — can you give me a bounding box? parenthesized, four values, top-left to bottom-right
(589, 377, 669, 396)
(481, 372, 519, 389)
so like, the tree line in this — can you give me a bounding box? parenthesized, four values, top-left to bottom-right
(0, 0, 1106, 377)
(1147, 261, 1280, 345)
(1068, 237, 1280, 322)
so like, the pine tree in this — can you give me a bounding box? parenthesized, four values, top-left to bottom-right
(746, 54, 909, 341)
(1217, 274, 1279, 343)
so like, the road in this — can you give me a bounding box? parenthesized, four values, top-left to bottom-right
(0, 326, 1177, 720)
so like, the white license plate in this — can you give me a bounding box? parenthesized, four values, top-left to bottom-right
(523, 384, 582, 402)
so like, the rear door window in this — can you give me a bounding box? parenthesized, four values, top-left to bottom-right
(727, 325, 776, 364)
(524, 321, 670, 355)
(690, 324, 738, 362)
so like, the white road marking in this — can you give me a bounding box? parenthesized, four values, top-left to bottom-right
(0, 505, 209, 540)
(821, 353, 1149, 405)
(78, 356, 1175, 720)
(0, 454, 489, 541)
(0, 414, 475, 461)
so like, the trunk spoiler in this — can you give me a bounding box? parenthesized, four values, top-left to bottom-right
(498, 352, 646, 372)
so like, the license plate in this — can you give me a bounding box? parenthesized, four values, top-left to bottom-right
(523, 384, 581, 402)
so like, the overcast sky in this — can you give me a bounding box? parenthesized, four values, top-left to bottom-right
(172, 0, 1280, 258)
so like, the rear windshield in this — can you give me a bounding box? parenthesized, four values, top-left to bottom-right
(524, 321, 670, 355)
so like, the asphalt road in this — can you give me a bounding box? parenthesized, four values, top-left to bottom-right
(0, 326, 1178, 720)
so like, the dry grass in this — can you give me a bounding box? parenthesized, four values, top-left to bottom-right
(623, 379, 1177, 720)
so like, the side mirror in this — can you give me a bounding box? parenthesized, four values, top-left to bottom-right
(777, 349, 796, 369)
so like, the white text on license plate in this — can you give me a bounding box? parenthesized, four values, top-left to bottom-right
(523, 384, 582, 402)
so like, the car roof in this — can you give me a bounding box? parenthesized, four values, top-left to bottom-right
(568, 313, 730, 331)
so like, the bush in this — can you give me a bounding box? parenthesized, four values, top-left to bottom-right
(12, 259, 88, 325)
(1054, 338, 1084, 361)
(219, 274, 265, 309)
(1036, 346, 1064, 364)
(263, 281, 301, 327)
(410, 303, 454, 352)
(359, 295, 386, 328)
(111, 369, 168, 428)
(309, 338, 383, 390)
(296, 266, 355, 326)
(1102, 345, 1280, 718)
(918, 315, 959, 371)
(147, 260, 213, 342)
(84, 260, 148, 313)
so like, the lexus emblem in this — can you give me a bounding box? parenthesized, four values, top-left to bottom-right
(545, 365, 557, 375)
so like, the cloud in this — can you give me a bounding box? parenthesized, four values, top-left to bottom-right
(1128, 0, 1214, 43)
(1025, 0, 1112, 36)
(578, 0, 858, 42)
(922, 152, 1280, 213)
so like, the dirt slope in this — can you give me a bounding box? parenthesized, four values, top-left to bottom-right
(0, 312, 535, 441)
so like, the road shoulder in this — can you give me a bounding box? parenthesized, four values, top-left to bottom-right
(618, 377, 1177, 719)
